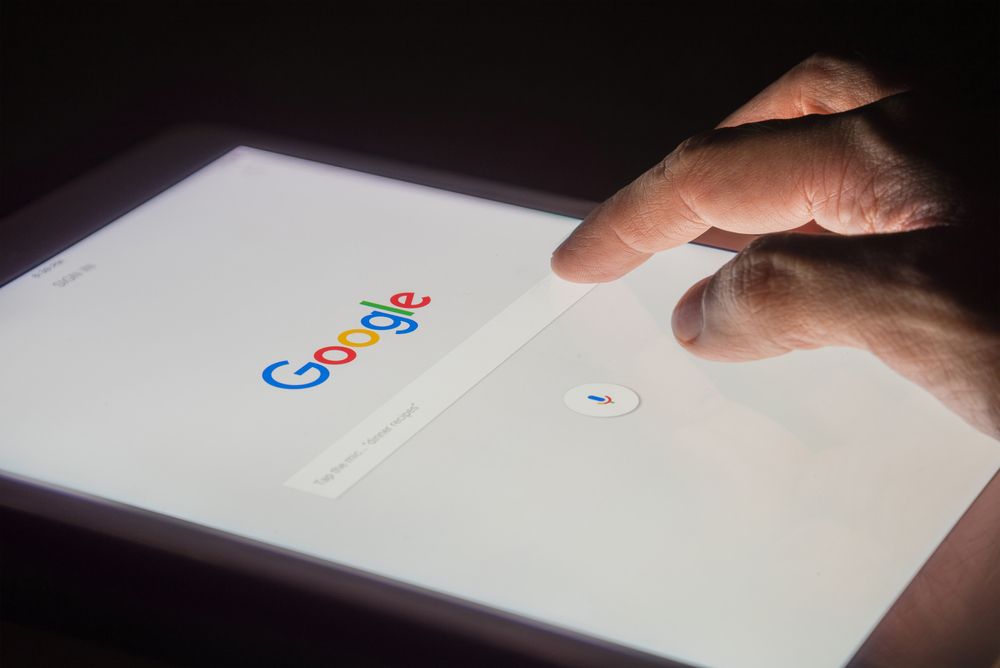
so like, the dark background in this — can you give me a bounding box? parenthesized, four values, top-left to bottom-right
(1, 1, 997, 666)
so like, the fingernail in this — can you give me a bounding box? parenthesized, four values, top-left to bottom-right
(672, 277, 709, 343)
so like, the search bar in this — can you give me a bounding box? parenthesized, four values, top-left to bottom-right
(284, 273, 595, 499)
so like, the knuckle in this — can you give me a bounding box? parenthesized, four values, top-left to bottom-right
(664, 132, 718, 216)
(714, 235, 819, 347)
(673, 131, 715, 157)
(721, 235, 794, 317)
(791, 52, 886, 114)
(661, 132, 716, 194)
(798, 52, 868, 77)
(796, 52, 874, 84)
(824, 101, 958, 232)
(612, 136, 716, 251)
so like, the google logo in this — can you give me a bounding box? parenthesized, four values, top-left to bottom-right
(262, 292, 431, 390)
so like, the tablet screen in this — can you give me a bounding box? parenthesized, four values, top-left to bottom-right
(2, 146, 997, 668)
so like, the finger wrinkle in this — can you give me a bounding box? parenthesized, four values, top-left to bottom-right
(660, 142, 712, 224)
(609, 219, 651, 257)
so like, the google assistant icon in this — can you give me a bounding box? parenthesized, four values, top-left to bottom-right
(565, 383, 639, 417)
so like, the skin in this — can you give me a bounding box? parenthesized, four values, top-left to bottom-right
(551, 54, 1000, 666)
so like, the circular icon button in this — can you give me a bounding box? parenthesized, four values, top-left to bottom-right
(563, 383, 640, 418)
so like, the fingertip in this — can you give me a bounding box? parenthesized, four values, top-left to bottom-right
(549, 252, 617, 283)
(550, 243, 645, 283)
(549, 250, 581, 281)
(672, 276, 710, 343)
(549, 251, 579, 281)
(550, 224, 631, 282)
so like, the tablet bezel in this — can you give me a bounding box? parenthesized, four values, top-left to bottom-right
(0, 125, 761, 667)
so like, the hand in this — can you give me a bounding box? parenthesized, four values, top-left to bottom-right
(551, 53, 1000, 667)
(551, 53, 999, 439)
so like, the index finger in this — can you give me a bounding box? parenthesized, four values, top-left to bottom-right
(550, 55, 909, 284)
(550, 104, 913, 283)
(550, 118, 822, 282)
(550, 149, 712, 282)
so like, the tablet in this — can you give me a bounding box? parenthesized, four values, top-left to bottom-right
(2, 127, 997, 668)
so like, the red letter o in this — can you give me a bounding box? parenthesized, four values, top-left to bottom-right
(314, 345, 358, 365)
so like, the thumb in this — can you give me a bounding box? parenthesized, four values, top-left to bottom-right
(673, 232, 871, 359)
(672, 231, 926, 359)
(670, 228, 1000, 436)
